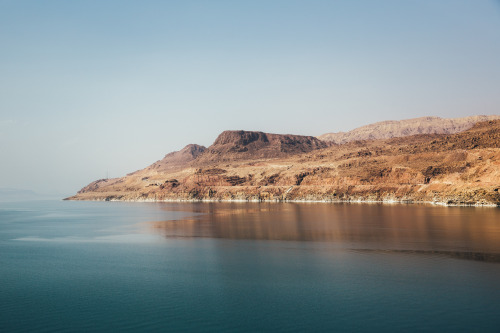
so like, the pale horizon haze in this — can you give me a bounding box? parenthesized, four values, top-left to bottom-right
(1, 0, 499, 196)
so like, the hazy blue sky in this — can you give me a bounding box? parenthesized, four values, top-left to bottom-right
(1, 0, 499, 196)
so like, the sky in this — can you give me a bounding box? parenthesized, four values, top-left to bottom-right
(0, 0, 499, 196)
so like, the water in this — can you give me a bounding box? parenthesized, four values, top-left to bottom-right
(1, 201, 500, 332)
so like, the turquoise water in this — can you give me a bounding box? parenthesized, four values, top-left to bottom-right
(1, 201, 500, 332)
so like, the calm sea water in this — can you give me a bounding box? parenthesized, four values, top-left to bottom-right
(1, 200, 500, 332)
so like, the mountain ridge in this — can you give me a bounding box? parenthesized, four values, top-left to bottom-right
(68, 117, 500, 206)
(318, 115, 500, 143)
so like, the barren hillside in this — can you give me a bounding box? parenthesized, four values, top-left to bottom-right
(318, 115, 500, 143)
(67, 120, 500, 206)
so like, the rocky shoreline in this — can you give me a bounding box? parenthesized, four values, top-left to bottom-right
(66, 198, 499, 207)
(65, 184, 500, 207)
(67, 119, 500, 207)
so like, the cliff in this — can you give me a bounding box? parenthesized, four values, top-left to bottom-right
(192, 130, 330, 165)
(67, 119, 500, 206)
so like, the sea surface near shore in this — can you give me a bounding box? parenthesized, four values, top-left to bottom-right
(1, 200, 500, 332)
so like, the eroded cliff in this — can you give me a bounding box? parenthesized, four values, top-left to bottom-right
(67, 120, 500, 206)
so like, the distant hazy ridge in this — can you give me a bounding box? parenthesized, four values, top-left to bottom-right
(318, 115, 500, 143)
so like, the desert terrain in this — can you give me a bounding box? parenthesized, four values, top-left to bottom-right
(67, 117, 500, 206)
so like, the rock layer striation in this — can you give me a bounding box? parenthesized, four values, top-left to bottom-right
(68, 120, 500, 206)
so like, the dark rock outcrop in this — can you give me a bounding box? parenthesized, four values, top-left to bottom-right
(194, 130, 330, 164)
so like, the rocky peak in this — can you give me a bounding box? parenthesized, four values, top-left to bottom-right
(193, 130, 330, 165)
(213, 130, 269, 146)
(148, 144, 207, 171)
(175, 144, 206, 158)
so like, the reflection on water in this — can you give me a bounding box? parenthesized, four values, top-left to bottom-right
(352, 249, 500, 263)
(2, 201, 500, 332)
(149, 202, 500, 261)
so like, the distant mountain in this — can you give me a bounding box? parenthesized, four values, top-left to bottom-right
(318, 115, 500, 143)
(0, 188, 44, 202)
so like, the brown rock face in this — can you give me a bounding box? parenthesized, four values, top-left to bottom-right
(67, 120, 500, 206)
(148, 144, 206, 171)
(194, 130, 330, 164)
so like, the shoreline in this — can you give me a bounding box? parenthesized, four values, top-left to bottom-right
(64, 197, 499, 207)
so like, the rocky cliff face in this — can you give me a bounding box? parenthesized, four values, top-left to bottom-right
(68, 120, 500, 206)
(192, 130, 330, 165)
(318, 115, 500, 143)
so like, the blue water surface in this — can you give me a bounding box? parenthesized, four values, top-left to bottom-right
(1, 200, 499, 332)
